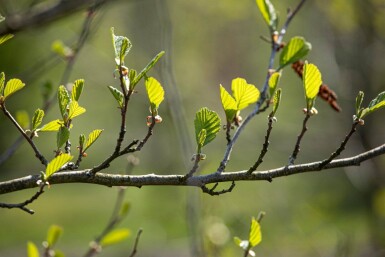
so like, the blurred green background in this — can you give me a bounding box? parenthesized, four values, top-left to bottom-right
(1, 0, 385, 256)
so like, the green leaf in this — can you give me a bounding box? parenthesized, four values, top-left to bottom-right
(57, 126, 70, 149)
(57, 85, 70, 119)
(256, 0, 278, 31)
(16, 110, 30, 129)
(220, 85, 237, 123)
(71, 79, 84, 101)
(0, 72, 5, 95)
(279, 37, 311, 69)
(84, 129, 103, 151)
(355, 91, 364, 118)
(272, 88, 282, 116)
(3, 78, 25, 100)
(0, 33, 14, 45)
(360, 91, 385, 119)
(111, 27, 132, 65)
(53, 250, 65, 257)
(27, 241, 40, 257)
(46, 225, 63, 247)
(249, 217, 262, 247)
(197, 129, 207, 150)
(119, 201, 131, 218)
(145, 77, 165, 114)
(194, 108, 221, 150)
(68, 101, 86, 120)
(268, 72, 281, 98)
(51, 40, 73, 58)
(79, 134, 86, 148)
(45, 153, 73, 180)
(303, 62, 322, 110)
(38, 119, 65, 132)
(232, 78, 260, 110)
(131, 51, 165, 88)
(107, 86, 124, 108)
(100, 228, 131, 247)
(32, 109, 45, 131)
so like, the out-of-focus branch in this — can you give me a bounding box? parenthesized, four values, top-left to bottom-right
(0, 0, 112, 36)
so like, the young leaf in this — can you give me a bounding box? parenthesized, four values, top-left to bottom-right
(145, 77, 165, 114)
(256, 0, 278, 31)
(194, 108, 221, 149)
(51, 40, 73, 58)
(84, 129, 103, 152)
(3, 78, 25, 100)
(220, 85, 238, 122)
(79, 134, 86, 149)
(197, 129, 207, 150)
(100, 228, 131, 247)
(27, 241, 40, 257)
(232, 78, 260, 110)
(303, 62, 322, 110)
(249, 217, 262, 247)
(271, 88, 282, 116)
(71, 79, 84, 101)
(279, 37, 311, 69)
(57, 85, 70, 119)
(107, 86, 124, 108)
(355, 91, 364, 118)
(119, 201, 131, 218)
(32, 109, 45, 131)
(0, 72, 5, 95)
(111, 27, 132, 65)
(57, 126, 70, 149)
(360, 91, 385, 119)
(16, 110, 30, 130)
(0, 33, 14, 45)
(46, 225, 63, 247)
(38, 119, 64, 132)
(68, 101, 86, 120)
(268, 72, 281, 98)
(45, 153, 73, 180)
(131, 51, 165, 88)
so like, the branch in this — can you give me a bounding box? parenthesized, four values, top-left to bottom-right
(288, 113, 311, 165)
(1, 143, 384, 195)
(129, 228, 143, 257)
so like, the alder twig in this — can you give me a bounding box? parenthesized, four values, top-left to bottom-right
(201, 181, 236, 196)
(217, 0, 307, 173)
(288, 113, 311, 165)
(129, 228, 143, 257)
(247, 115, 275, 174)
(319, 121, 359, 168)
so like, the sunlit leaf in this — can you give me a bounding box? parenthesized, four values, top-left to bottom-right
(57, 126, 70, 149)
(107, 86, 124, 108)
(0, 72, 5, 95)
(194, 108, 221, 150)
(38, 119, 64, 132)
(3, 78, 25, 100)
(100, 228, 131, 247)
(68, 101, 86, 120)
(45, 154, 73, 180)
(46, 225, 63, 247)
(272, 88, 282, 116)
(248, 217, 262, 247)
(197, 129, 207, 149)
(256, 0, 278, 31)
(268, 72, 281, 98)
(53, 250, 65, 257)
(303, 62, 322, 110)
(71, 79, 84, 101)
(16, 110, 30, 130)
(32, 109, 45, 131)
(279, 37, 311, 69)
(131, 51, 165, 88)
(355, 91, 364, 118)
(84, 129, 103, 151)
(27, 241, 39, 257)
(220, 85, 237, 123)
(57, 85, 70, 119)
(232, 78, 260, 110)
(0, 33, 14, 45)
(111, 27, 132, 65)
(145, 77, 164, 114)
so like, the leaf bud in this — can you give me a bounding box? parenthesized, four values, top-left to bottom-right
(154, 115, 162, 124)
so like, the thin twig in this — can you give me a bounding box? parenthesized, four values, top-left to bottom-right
(319, 121, 359, 168)
(247, 115, 275, 174)
(201, 181, 236, 196)
(288, 113, 311, 165)
(128, 228, 143, 257)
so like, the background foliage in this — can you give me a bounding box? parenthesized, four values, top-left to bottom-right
(0, 0, 385, 256)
